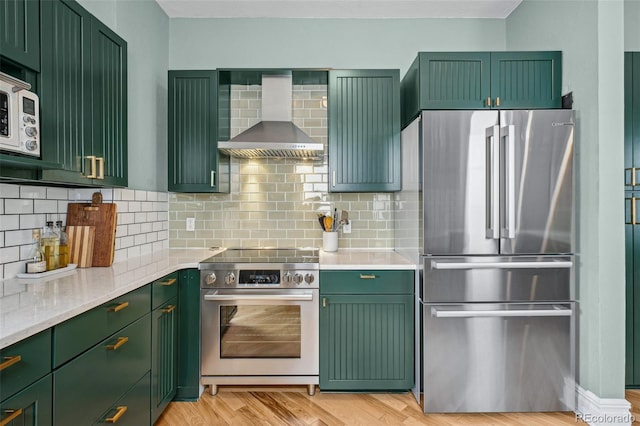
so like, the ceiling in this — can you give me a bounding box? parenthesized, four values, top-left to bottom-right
(155, 0, 523, 19)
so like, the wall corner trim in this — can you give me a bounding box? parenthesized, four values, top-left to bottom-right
(576, 385, 633, 425)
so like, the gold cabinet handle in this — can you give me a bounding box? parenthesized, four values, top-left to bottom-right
(162, 305, 176, 314)
(0, 408, 23, 426)
(495, 97, 501, 107)
(322, 298, 327, 308)
(628, 197, 638, 225)
(0, 355, 21, 371)
(626, 167, 637, 186)
(105, 406, 128, 423)
(106, 337, 129, 351)
(85, 155, 97, 178)
(486, 97, 492, 108)
(108, 301, 129, 313)
(359, 274, 377, 279)
(159, 278, 177, 286)
(97, 157, 105, 180)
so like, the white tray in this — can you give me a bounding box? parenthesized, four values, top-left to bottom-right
(16, 264, 78, 279)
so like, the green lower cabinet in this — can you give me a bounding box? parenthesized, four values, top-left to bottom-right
(151, 297, 178, 423)
(0, 329, 51, 402)
(319, 293, 413, 391)
(95, 372, 150, 426)
(53, 314, 151, 425)
(0, 374, 52, 426)
(175, 269, 201, 401)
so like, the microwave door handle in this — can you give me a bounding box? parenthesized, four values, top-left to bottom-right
(431, 305, 572, 318)
(486, 125, 500, 239)
(501, 124, 516, 239)
(430, 260, 573, 270)
(204, 293, 314, 302)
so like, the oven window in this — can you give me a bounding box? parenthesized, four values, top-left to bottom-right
(220, 305, 301, 358)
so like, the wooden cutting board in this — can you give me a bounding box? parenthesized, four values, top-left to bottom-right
(67, 226, 96, 267)
(66, 195, 117, 267)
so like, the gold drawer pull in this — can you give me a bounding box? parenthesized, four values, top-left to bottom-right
(322, 298, 327, 308)
(0, 408, 23, 426)
(162, 305, 176, 314)
(159, 278, 177, 286)
(628, 197, 639, 225)
(109, 301, 129, 313)
(627, 167, 638, 186)
(359, 274, 377, 279)
(0, 355, 21, 371)
(105, 406, 127, 423)
(106, 337, 129, 351)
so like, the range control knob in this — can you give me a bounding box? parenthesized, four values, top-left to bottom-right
(293, 273, 303, 285)
(25, 126, 37, 137)
(224, 272, 236, 286)
(25, 140, 38, 151)
(283, 272, 292, 284)
(304, 273, 315, 284)
(205, 272, 216, 285)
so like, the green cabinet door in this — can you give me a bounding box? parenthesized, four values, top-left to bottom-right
(0, 329, 51, 402)
(0, 375, 52, 426)
(328, 69, 401, 192)
(90, 17, 128, 187)
(0, 0, 40, 71)
(175, 269, 201, 401)
(319, 293, 414, 391)
(168, 70, 229, 193)
(490, 51, 562, 109)
(40, 0, 92, 185)
(151, 297, 178, 423)
(95, 372, 150, 426)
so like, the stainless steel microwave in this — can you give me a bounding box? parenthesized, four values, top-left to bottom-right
(0, 72, 40, 157)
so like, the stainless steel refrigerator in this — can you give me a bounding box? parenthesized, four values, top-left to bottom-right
(399, 110, 576, 413)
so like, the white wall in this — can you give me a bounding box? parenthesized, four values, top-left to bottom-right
(507, 0, 625, 399)
(169, 18, 506, 74)
(78, 0, 170, 192)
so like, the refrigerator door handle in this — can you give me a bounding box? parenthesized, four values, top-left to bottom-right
(430, 305, 572, 318)
(501, 124, 516, 239)
(485, 125, 500, 239)
(430, 260, 573, 270)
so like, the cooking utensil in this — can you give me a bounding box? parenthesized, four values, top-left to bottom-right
(317, 214, 326, 230)
(323, 216, 333, 232)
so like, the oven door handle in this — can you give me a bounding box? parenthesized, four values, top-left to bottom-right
(204, 293, 314, 302)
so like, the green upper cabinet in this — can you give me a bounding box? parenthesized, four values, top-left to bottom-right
(90, 18, 128, 187)
(0, 0, 40, 71)
(328, 69, 401, 193)
(40, 0, 127, 187)
(626, 53, 640, 191)
(401, 51, 562, 127)
(168, 70, 230, 193)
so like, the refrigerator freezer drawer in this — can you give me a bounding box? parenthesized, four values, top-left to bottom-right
(423, 256, 574, 303)
(423, 302, 576, 413)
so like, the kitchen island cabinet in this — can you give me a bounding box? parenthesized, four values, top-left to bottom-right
(40, 0, 128, 187)
(168, 70, 229, 193)
(401, 51, 562, 127)
(0, 375, 52, 426)
(319, 269, 414, 391)
(328, 69, 401, 193)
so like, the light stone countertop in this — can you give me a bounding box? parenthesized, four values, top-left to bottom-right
(319, 249, 417, 270)
(0, 248, 415, 349)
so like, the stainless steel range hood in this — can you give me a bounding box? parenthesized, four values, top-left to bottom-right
(218, 73, 324, 160)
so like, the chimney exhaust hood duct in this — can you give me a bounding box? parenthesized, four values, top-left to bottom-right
(218, 73, 324, 160)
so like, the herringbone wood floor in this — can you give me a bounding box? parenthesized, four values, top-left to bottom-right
(156, 386, 640, 425)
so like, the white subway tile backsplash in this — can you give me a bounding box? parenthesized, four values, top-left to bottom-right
(5, 199, 33, 215)
(0, 186, 169, 279)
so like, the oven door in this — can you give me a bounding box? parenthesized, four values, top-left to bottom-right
(201, 288, 319, 376)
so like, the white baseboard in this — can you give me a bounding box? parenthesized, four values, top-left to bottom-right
(576, 386, 634, 425)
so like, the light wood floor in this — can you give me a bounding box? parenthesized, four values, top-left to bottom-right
(156, 386, 640, 425)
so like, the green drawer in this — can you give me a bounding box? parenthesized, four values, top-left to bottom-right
(152, 272, 179, 310)
(53, 285, 151, 367)
(94, 372, 151, 426)
(0, 374, 52, 426)
(0, 329, 51, 402)
(54, 314, 151, 426)
(320, 270, 414, 294)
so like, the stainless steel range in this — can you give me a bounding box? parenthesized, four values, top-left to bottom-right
(199, 248, 319, 396)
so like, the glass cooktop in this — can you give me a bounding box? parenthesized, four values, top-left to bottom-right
(200, 248, 319, 265)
